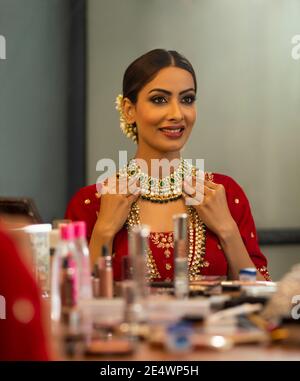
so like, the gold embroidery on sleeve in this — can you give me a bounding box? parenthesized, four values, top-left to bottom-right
(257, 266, 272, 281)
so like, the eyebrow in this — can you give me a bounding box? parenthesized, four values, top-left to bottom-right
(148, 88, 196, 95)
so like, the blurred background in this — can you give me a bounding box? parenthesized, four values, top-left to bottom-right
(0, 0, 299, 280)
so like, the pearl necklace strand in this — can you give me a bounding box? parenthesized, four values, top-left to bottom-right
(126, 202, 209, 279)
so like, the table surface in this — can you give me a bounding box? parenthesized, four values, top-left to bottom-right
(72, 342, 300, 361)
(52, 281, 300, 361)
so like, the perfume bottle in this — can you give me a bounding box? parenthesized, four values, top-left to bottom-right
(173, 213, 189, 299)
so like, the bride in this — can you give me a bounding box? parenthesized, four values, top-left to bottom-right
(65, 49, 270, 282)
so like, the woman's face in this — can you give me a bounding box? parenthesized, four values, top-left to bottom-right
(124, 66, 197, 153)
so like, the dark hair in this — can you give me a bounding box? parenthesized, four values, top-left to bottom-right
(122, 49, 197, 104)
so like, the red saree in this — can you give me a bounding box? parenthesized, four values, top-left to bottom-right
(65, 173, 270, 281)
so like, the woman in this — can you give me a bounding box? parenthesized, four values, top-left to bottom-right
(66, 49, 270, 281)
(0, 225, 51, 360)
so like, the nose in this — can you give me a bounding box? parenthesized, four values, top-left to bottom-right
(167, 99, 184, 122)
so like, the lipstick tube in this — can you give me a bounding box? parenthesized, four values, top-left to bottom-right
(99, 245, 113, 298)
(92, 263, 100, 298)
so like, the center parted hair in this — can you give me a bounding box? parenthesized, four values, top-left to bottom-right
(123, 49, 197, 104)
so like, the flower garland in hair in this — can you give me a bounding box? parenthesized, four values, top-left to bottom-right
(115, 94, 138, 143)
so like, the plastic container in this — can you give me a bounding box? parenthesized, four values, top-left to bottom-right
(239, 267, 257, 282)
(23, 223, 52, 297)
(166, 321, 193, 353)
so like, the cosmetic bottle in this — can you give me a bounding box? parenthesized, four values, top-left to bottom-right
(92, 263, 100, 298)
(51, 224, 80, 322)
(239, 267, 257, 282)
(99, 245, 113, 298)
(60, 255, 78, 322)
(73, 221, 92, 300)
(173, 213, 189, 299)
(128, 225, 150, 322)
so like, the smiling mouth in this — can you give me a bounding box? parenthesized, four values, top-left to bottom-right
(159, 127, 184, 133)
(158, 127, 185, 138)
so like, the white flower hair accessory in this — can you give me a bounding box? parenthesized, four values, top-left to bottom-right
(115, 94, 137, 143)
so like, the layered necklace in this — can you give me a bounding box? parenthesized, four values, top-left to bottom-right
(118, 158, 196, 203)
(126, 202, 208, 279)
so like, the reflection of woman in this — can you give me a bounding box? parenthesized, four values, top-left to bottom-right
(66, 49, 270, 281)
(0, 226, 51, 360)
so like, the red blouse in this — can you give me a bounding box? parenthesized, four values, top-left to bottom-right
(65, 173, 270, 281)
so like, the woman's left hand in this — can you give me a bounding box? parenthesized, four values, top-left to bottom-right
(182, 175, 237, 239)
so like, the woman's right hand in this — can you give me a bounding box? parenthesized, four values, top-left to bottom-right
(94, 174, 140, 239)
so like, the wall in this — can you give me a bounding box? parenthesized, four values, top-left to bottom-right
(0, 0, 69, 222)
(87, 0, 300, 228)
